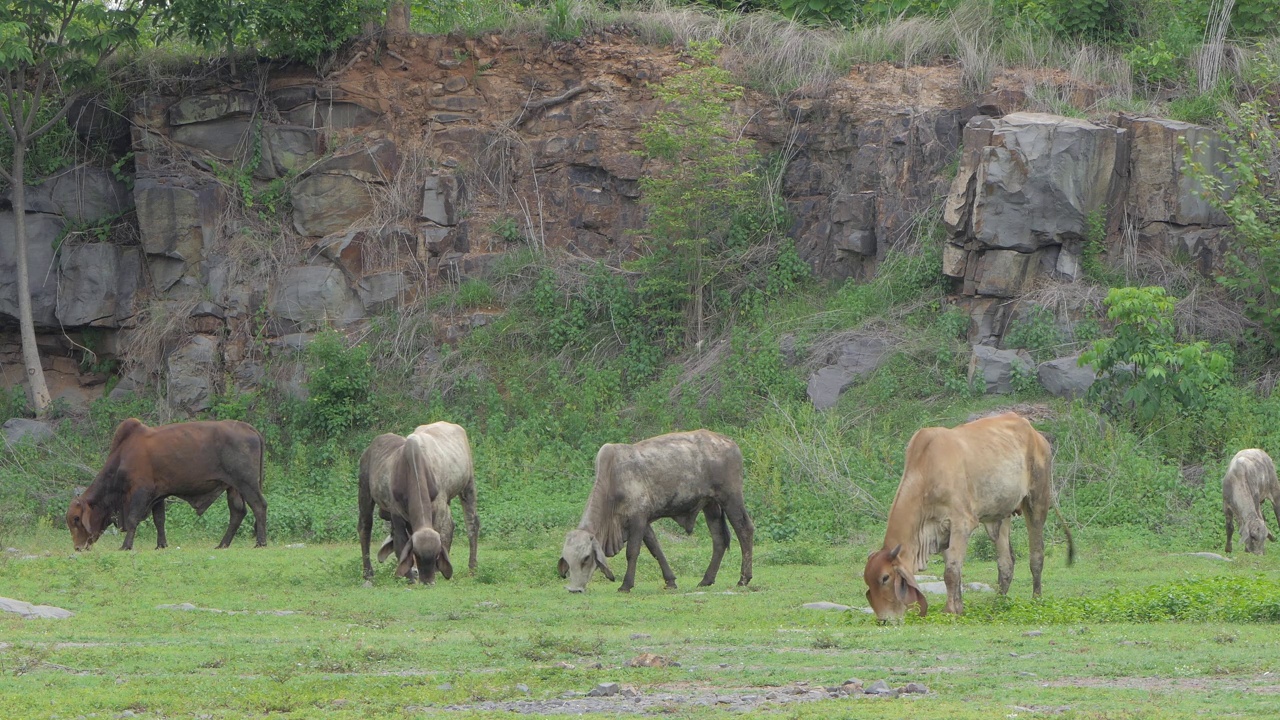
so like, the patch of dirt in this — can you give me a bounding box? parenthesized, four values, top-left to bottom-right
(1043, 675, 1280, 693)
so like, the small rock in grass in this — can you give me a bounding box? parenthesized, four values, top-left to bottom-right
(362, 581, 373, 589)
(437, 682, 453, 691)
(588, 682, 620, 697)
(157, 603, 198, 611)
(902, 682, 929, 694)
(516, 683, 529, 694)
(286, 543, 306, 549)
(626, 653, 674, 668)
(801, 601, 851, 611)
(1181, 552, 1231, 562)
(630, 633, 651, 640)
(555, 661, 575, 669)
(1023, 630, 1043, 637)
(865, 680, 894, 695)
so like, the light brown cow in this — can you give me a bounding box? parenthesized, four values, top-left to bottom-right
(558, 430, 754, 593)
(1223, 448, 1280, 555)
(863, 412, 1074, 621)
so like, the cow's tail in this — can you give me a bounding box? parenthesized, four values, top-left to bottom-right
(1054, 504, 1075, 566)
(255, 426, 266, 493)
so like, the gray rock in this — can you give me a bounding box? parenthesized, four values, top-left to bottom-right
(358, 272, 407, 313)
(588, 682, 620, 697)
(948, 113, 1122, 253)
(171, 117, 254, 160)
(0, 597, 74, 619)
(0, 211, 65, 327)
(438, 682, 453, 691)
(516, 683, 530, 694)
(157, 603, 199, 611)
(291, 173, 377, 237)
(362, 581, 374, 588)
(807, 336, 892, 410)
(282, 101, 381, 130)
(269, 266, 364, 331)
(39, 165, 134, 224)
(918, 581, 948, 595)
(256, 125, 321, 180)
(972, 249, 1043, 297)
(166, 335, 221, 414)
(864, 680, 894, 695)
(1180, 552, 1231, 562)
(168, 92, 256, 126)
(56, 243, 143, 327)
(286, 543, 306, 549)
(968, 344, 1035, 394)
(630, 633, 651, 640)
(801, 601, 852, 611)
(134, 178, 224, 294)
(422, 174, 463, 226)
(902, 682, 929, 694)
(1023, 630, 1043, 637)
(3, 419, 54, 449)
(1038, 355, 1097, 399)
(1120, 116, 1230, 227)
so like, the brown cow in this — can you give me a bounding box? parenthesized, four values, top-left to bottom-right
(358, 432, 453, 584)
(558, 429, 754, 593)
(1223, 448, 1280, 555)
(66, 419, 267, 551)
(863, 412, 1074, 621)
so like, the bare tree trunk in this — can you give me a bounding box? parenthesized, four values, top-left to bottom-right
(386, 0, 410, 34)
(10, 144, 52, 414)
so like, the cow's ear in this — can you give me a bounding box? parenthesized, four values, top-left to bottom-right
(396, 543, 415, 578)
(377, 536, 395, 563)
(436, 545, 453, 581)
(81, 505, 93, 533)
(593, 539, 615, 581)
(888, 544, 902, 560)
(895, 567, 927, 617)
(558, 557, 569, 579)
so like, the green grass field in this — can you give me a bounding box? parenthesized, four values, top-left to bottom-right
(3, 523, 1279, 719)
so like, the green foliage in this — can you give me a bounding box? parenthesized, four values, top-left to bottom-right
(1003, 305, 1061, 362)
(1080, 207, 1110, 282)
(299, 330, 375, 439)
(775, 0, 856, 25)
(1080, 286, 1232, 425)
(1126, 39, 1183, 89)
(1048, 0, 1127, 41)
(456, 279, 497, 308)
(545, 0, 582, 41)
(491, 216, 526, 244)
(973, 575, 1280, 624)
(410, 0, 518, 35)
(1186, 101, 1280, 352)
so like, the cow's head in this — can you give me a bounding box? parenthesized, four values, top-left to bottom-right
(558, 529, 614, 592)
(1243, 517, 1274, 555)
(863, 544, 927, 623)
(398, 528, 452, 584)
(66, 497, 106, 551)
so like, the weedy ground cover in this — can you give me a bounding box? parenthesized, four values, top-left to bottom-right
(1, 525, 1278, 719)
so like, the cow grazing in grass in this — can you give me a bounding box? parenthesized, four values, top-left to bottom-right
(558, 429, 754, 593)
(358, 432, 453, 584)
(863, 412, 1074, 622)
(1223, 448, 1280, 555)
(376, 422, 479, 574)
(66, 419, 267, 551)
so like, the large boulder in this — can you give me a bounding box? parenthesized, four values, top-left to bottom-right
(2, 418, 54, 449)
(134, 177, 225, 293)
(807, 336, 892, 410)
(422, 174, 463, 226)
(166, 334, 221, 414)
(968, 344, 1034, 395)
(15, 165, 134, 224)
(0, 211, 66, 327)
(1119, 115, 1230, 227)
(55, 244, 144, 327)
(268, 266, 365, 331)
(1037, 355, 1097, 399)
(256, 125, 322, 180)
(291, 140, 398, 237)
(947, 113, 1123, 253)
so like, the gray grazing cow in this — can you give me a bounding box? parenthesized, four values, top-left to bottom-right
(558, 429, 754, 593)
(1223, 448, 1280, 555)
(358, 433, 453, 584)
(377, 422, 480, 573)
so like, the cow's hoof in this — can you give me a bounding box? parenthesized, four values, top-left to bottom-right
(254, 542, 267, 548)
(737, 579, 751, 587)
(617, 586, 633, 593)
(664, 582, 678, 590)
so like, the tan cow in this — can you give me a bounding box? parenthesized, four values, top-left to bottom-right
(1223, 448, 1280, 555)
(377, 422, 480, 573)
(863, 412, 1074, 621)
(558, 430, 754, 593)
(357, 432, 452, 584)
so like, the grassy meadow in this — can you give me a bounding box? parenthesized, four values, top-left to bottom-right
(3, 522, 1280, 719)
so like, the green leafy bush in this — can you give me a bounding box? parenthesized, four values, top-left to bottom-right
(300, 330, 375, 438)
(1080, 286, 1232, 424)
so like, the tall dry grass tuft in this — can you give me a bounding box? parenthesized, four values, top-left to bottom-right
(950, 0, 1001, 97)
(1198, 0, 1237, 93)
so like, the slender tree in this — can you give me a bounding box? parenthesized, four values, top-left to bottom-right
(0, 0, 152, 414)
(386, 0, 409, 33)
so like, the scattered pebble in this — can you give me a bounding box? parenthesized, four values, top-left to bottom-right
(1023, 630, 1043, 637)
(630, 633, 651, 640)
(516, 684, 529, 694)
(362, 581, 374, 589)
(286, 543, 306, 549)
(438, 682, 453, 691)
(865, 680, 893, 695)
(626, 653, 676, 668)
(1180, 552, 1231, 562)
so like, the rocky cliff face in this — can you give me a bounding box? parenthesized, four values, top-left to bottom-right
(0, 30, 1231, 414)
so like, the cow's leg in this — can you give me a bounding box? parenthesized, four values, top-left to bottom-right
(1024, 497, 1049, 598)
(217, 489, 247, 549)
(942, 521, 975, 615)
(119, 491, 153, 551)
(1223, 504, 1233, 556)
(153, 501, 168, 549)
(233, 481, 269, 547)
(722, 498, 755, 587)
(436, 505, 456, 555)
(390, 516, 414, 579)
(985, 519, 1014, 595)
(642, 526, 678, 590)
(698, 503, 730, 587)
(460, 480, 480, 572)
(618, 521, 645, 593)
(358, 480, 376, 580)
